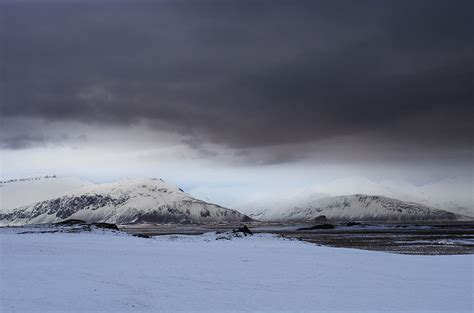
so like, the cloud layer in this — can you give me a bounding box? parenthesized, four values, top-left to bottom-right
(1, 0, 473, 210)
(2, 1, 473, 157)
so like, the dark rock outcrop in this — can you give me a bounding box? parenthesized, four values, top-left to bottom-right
(297, 223, 335, 230)
(233, 225, 253, 236)
(91, 222, 120, 231)
(55, 219, 87, 225)
(132, 233, 151, 238)
(313, 215, 328, 222)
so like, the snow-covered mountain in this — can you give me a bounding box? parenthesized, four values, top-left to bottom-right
(0, 176, 93, 213)
(298, 177, 473, 217)
(0, 177, 251, 226)
(239, 176, 473, 218)
(244, 194, 470, 222)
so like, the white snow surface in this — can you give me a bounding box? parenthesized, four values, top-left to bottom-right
(0, 229, 472, 313)
(0, 177, 248, 225)
(0, 176, 92, 213)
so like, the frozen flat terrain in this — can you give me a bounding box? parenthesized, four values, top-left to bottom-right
(122, 222, 474, 255)
(1, 228, 472, 313)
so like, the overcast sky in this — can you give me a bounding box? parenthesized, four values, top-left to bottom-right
(1, 0, 472, 207)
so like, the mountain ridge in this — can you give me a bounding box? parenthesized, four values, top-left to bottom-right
(0, 175, 93, 213)
(1, 176, 470, 225)
(245, 194, 471, 222)
(0, 177, 251, 226)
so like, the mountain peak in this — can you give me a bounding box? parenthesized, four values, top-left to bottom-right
(246, 193, 468, 222)
(0, 177, 250, 226)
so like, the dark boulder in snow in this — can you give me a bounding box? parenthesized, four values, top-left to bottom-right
(233, 225, 253, 236)
(216, 225, 254, 240)
(132, 233, 151, 238)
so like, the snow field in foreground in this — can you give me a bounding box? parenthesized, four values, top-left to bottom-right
(0, 230, 472, 313)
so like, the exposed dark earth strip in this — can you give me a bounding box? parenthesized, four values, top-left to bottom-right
(4, 220, 473, 255)
(120, 222, 474, 255)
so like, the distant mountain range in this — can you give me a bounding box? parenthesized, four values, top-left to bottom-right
(238, 176, 473, 218)
(244, 194, 470, 222)
(0, 176, 471, 225)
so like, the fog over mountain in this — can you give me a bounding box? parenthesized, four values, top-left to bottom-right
(1, 0, 472, 209)
(237, 176, 473, 217)
(1, 176, 469, 225)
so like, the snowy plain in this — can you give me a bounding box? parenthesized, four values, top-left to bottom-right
(0, 228, 472, 313)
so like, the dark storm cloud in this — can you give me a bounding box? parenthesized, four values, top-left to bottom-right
(0, 134, 50, 150)
(1, 0, 473, 158)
